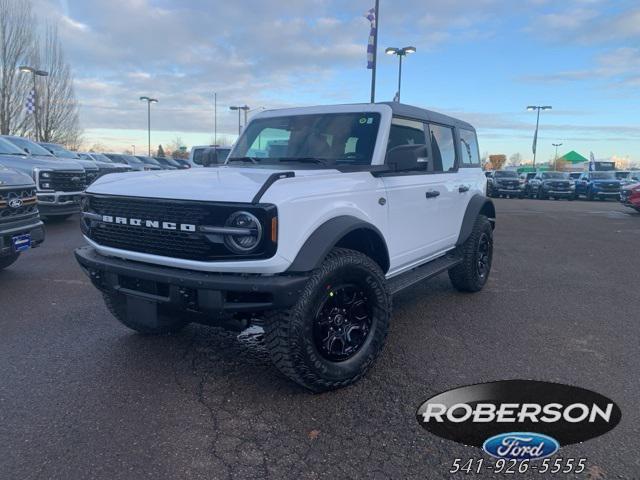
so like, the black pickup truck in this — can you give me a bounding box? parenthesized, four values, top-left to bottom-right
(0, 165, 45, 270)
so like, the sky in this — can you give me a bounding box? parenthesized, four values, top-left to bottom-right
(32, 0, 640, 165)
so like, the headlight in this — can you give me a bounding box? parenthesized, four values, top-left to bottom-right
(41, 182, 51, 189)
(570, 184, 576, 190)
(41, 172, 52, 179)
(224, 211, 263, 254)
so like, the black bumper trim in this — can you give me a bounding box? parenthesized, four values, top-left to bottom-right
(75, 246, 310, 313)
(0, 219, 45, 255)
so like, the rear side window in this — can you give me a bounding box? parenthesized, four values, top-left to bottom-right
(459, 129, 480, 167)
(387, 118, 427, 152)
(429, 124, 456, 172)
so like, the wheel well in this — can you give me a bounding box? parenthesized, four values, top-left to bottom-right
(334, 228, 390, 273)
(480, 201, 496, 229)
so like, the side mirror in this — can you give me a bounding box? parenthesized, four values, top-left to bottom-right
(23, 148, 30, 154)
(385, 144, 427, 172)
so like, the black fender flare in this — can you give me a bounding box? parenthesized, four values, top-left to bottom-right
(456, 195, 496, 246)
(287, 216, 389, 273)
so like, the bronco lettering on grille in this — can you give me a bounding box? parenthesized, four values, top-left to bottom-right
(101, 215, 196, 232)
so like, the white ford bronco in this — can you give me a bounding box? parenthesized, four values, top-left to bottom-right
(76, 103, 495, 392)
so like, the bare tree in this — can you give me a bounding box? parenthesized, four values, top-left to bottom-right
(0, 0, 34, 135)
(34, 24, 82, 146)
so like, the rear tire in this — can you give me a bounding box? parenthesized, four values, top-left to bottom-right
(449, 215, 493, 293)
(102, 292, 189, 335)
(264, 248, 391, 392)
(0, 253, 20, 271)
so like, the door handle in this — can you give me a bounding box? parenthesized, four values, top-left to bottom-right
(458, 185, 470, 193)
(425, 190, 441, 199)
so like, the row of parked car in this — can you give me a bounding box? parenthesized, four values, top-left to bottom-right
(485, 169, 640, 207)
(0, 136, 236, 271)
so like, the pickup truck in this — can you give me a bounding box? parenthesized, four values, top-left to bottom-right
(0, 164, 45, 270)
(0, 136, 87, 220)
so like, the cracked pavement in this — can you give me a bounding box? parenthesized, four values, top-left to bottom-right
(1, 199, 639, 479)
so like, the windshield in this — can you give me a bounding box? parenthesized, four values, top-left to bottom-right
(42, 143, 79, 159)
(0, 138, 28, 155)
(590, 172, 616, 179)
(495, 171, 518, 178)
(138, 156, 161, 165)
(123, 155, 143, 164)
(230, 112, 381, 166)
(6, 137, 55, 157)
(91, 153, 112, 163)
(542, 172, 567, 179)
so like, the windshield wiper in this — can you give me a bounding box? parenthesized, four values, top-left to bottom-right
(277, 157, 333, 166)
(228, 156, 260, 164)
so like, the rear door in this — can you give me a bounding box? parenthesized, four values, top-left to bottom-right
(381, 118, 456, 273)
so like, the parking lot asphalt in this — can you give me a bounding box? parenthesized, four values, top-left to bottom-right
(1, 199, 639, 480)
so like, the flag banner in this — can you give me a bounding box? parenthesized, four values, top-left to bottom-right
(365, 7, 376, 69)
(25, 89, 35, 114)
(589, 151, 596, 171)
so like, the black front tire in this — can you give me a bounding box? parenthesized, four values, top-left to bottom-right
(449, 215, 493, 293)
(102, 292, 189, 335)
(264, 248, 391, 392)
(0, 253, 20, 271)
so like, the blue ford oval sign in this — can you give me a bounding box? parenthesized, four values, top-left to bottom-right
(482, 432, 559, 460)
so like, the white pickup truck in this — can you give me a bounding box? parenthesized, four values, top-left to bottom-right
(76, 102, 495, 392)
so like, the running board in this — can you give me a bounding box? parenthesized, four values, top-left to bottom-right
(388, 252, 463, 295)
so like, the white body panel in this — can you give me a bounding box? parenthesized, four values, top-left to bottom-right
(84, 103, 487, 277)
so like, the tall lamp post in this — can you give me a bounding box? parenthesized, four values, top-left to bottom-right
(140, 96, 158, 156)
(230, 105, 250, 135)
(552, 142, 563, 171)
(527, 105, 552, 167)
(19, 66, 49, 141)
(385, 46, 416, 103)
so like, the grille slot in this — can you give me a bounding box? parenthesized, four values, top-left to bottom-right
(50, 171, 87, 192)
(0, 187, 39, 223)
(85, 195, 276, 261)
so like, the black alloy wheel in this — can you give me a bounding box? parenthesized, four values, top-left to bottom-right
(476, 232, 492, 281)
(312, 284, 372, 362)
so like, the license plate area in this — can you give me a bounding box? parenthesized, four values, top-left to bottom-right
(12, 234, 31, 252)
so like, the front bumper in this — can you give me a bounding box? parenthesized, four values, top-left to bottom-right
(37, 191, 83, 216)
(495, 187, 523, 195)
(0, 218, 45, 257)
(592, 190, 620, 197)
(542, 189, 575, 197)
(75, 246, 311, 313)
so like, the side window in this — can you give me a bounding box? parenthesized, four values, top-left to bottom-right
(193, 148, 203, 165)
(459, 128, 480, 167)
(387, 118, 427, 152)
(429, 124, 456, 172)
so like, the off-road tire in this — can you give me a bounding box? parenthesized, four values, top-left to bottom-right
(0, 253, 19, 271)
(449, 215, 493, 293)
(264, 248, 391, 392)
(102, 292, 189, 335)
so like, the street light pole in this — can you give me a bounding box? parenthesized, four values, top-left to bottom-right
(19, 66, 49, 142)
(527, 105, 552, 168)
(385, 47, 416, 103)
(140, 96, 158, 156)
(552, 142, 563, 171)
(214, 92, 217, 145)
(230, 105, 250, 135)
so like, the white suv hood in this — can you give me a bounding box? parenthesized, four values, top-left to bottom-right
(86, 166, 335, 203)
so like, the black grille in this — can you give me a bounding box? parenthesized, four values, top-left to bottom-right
(84, 195, 277, 261)
(50, 171, 87, 192)
(0, 187, 38, 223)
(551, 181, 571, 189)
(85, 170, 99, 185)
